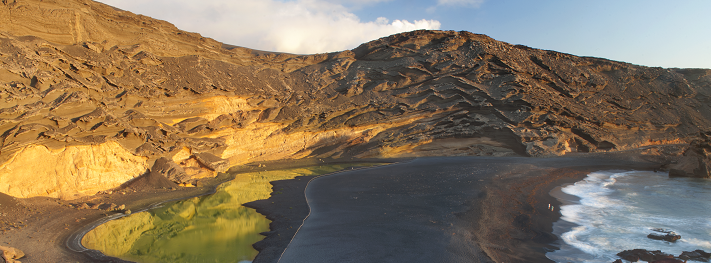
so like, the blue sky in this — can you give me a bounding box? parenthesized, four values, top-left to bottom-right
(98, 0, 710, 69)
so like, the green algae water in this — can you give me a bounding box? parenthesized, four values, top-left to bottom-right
(82, 163, 382, 263)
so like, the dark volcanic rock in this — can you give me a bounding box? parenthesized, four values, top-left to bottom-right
(651, 258, 685, 263)
(679, 250, 711, 262)
(647, 228, 682, 242)
(617, 249, 675, 262)
(647, 232, 681, 242)
(669, 134, 711, 178)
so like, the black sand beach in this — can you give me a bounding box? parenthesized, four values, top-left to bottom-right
(248, 154, 662, 263)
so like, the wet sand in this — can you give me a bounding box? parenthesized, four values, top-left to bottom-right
(0, 154, 662, 262)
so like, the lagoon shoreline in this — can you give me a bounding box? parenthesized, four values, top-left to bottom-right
(0, 153, 668, 262)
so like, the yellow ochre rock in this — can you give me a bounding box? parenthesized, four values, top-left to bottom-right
(0, 245, 25, 263)
(0, 142, 148, 199)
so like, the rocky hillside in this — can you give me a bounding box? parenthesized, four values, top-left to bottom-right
(1, 0, 710, 199)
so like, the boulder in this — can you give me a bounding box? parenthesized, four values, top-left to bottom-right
(647, 232, 681, 242)
(617, 249, 674, 262)
(651, 259, 684, 263)
(679, 250, 711, 262)
(0, 246, 24, 263)
(193, 152, 230, 173)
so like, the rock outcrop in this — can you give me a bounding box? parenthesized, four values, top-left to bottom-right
(0, 245, 24, 263)
(616, 249, 711, 263)
(617, 249, 675, 262)
(149, 157, 189, 184)
(1, 0, 710, 198)
(193, 152, 230, 173)
(0, 142, 148, 199)
(679, 250, 711, 261)
(669, 133, 711, 178)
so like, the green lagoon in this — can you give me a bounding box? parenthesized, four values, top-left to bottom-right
(82, 164, 380, 263)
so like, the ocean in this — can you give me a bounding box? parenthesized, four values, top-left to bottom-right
(547, 170, 711, 263)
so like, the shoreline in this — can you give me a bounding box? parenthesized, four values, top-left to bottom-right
(474, 158, 662, 262)
(0, 154, 667, 262)
(546, 169, 711, 263)
(248, 154, 664, 262)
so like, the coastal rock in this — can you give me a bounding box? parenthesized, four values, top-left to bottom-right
(647, 229, 681, 242)
(679, 250, 711, 262)
(1, 0, 710, 199)
(651, 259, 685, 263)
(0, 246, 24, 263)
(647, 233, 681, 242)
(669, 136, 711, 178)
(617, 249, 675, 262)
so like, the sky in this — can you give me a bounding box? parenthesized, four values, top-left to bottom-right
(97, 0, 711, 69)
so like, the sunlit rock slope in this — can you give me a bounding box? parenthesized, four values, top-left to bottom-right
(1, 0, 710, 198)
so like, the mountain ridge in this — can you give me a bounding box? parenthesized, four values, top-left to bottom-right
(0, 0, 710, 199)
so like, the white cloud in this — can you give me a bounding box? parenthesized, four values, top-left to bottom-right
(96, 0, 440, 54)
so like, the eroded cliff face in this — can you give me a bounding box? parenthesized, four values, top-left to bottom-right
(0, 142, 147, 199)
(1, 0, 710, 199)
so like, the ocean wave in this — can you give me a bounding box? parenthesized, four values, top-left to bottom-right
(562, 226, 603, 255)
(684, 238, 711, 249)
(548, 170, 711, 262)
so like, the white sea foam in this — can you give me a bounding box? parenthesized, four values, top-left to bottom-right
(547, 170, 711, 263)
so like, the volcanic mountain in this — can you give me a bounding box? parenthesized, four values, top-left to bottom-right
(1, 0, 710, 199)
